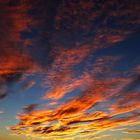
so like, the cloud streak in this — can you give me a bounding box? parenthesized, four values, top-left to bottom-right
(0, 0, 139, 140)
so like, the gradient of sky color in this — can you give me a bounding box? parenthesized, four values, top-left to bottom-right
(0, 0, 140, 140)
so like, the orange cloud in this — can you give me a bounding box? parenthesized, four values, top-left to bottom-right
(110, 94, 140, 116)
(7, 0, 140, 140)
(8, 60, 140, 139)
(0, 1, 43, 99)
(43, 73, 92, 100)
(124, 129, 140, 134)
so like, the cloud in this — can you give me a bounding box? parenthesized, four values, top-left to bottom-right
(109, 92, 140, 116)
(4, 0, 140, 140)
(21, 80, 36, 91)
(0, 83, 7, 99)
(122, 138, 140, 140)
(124, 129, 140, 134)
(0, 110, 4, 114)
(8, 63, 140, 139)
(22, 104, 38, 114)
(8, 73, 140, 136)
(43, 73, 92, 100)
(90, 134, 111, 139)
(0, 0, 42, 99)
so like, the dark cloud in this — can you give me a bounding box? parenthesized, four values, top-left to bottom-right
(124, 74, 140, 92)
(21, 80, 35, 91)
(0, 92, 7, 99)
(23, 104, 38, 114)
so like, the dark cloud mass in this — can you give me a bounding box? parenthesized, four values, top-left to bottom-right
(0, 0, 140, 140)
(0, 0, 41, 99)
(22, 104, 38, 114)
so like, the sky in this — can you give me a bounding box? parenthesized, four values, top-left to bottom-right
(0, 0, 140, 140)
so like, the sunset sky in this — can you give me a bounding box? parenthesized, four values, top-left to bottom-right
(0, 0, 140, 140)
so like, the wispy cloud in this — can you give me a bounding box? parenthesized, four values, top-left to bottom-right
(1, 0, 139, 140)
(124, 129, 140, 134)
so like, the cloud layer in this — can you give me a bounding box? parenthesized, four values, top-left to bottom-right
(0, 0, 140, 140)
